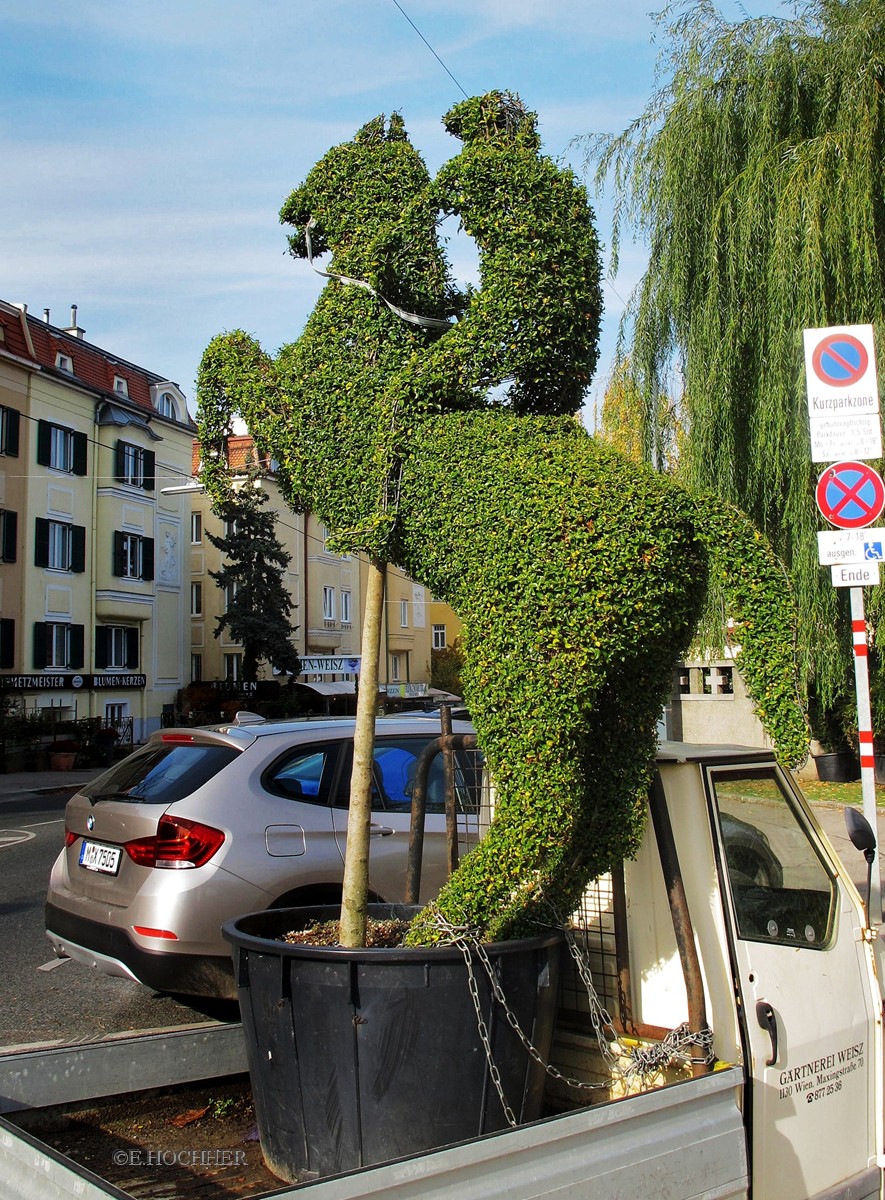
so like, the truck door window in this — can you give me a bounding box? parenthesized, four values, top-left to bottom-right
(709, 768, 836, 949)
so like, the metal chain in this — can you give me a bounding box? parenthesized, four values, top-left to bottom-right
(432, 912, 715, 1116)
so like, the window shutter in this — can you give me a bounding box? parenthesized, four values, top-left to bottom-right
(125, 627, 139, 668)
(94, 626, 110, 669)
(69, 624, 85, 669)
(32, 623, 47, 669)
(72, 431, 88, 476)
(141, 536, 155, 581)
(114, 441, 126, 483)
(0, 618, 14, 669)
(36, 420, 51, 467)
(4, 409, 19, 457)
(2, 510, 16, 562)
(71, 525, 86, 573)
(113, 531, 125, 576)
(34, 517, 49, 567)
(142, 449, 156, 491)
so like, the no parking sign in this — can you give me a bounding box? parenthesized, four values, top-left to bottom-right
(816, 461, 885, 529)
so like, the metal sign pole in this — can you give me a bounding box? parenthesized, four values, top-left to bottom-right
(850, 586, 881, 922)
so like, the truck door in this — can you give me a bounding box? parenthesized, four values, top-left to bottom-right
(706, 763, 882, 1200)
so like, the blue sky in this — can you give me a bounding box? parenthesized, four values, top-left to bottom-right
(2, 0, 775, 423)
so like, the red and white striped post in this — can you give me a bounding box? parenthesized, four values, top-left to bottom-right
(850, 586, 881, 921)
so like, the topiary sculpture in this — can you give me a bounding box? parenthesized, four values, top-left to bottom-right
(197, 92, 808, 945)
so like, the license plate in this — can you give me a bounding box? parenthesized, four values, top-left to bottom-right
(79, 840, 122, 876)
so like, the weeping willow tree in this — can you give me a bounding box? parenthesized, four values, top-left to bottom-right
(579, 0, 885, 734)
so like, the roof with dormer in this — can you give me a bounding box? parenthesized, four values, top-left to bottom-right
(0, 300, 195, 430)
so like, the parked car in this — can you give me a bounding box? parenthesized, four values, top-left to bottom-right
(45, 713, 481, 1000)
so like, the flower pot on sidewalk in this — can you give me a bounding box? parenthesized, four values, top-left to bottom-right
(223, 904, 563, 1183)
(814, 752, 860, 782)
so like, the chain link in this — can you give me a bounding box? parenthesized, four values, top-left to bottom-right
(431, 912, 715, 1121)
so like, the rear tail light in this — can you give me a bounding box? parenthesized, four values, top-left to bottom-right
(64, 828, 77, 847)
(124, 816, 225, 869)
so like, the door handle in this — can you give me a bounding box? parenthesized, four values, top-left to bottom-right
(369, 824, 395, 838)
(755, 1000, 778, 1066)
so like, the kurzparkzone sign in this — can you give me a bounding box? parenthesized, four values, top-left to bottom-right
(804, 324, 882, 462)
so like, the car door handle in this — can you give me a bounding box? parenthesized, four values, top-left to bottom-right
(755, 1000, 779, 1066)
(370, 824, 395, 838)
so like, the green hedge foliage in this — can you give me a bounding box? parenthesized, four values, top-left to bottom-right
(197, 93, 808, 944)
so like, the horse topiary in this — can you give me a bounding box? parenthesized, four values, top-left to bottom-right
(197, 92, 808, 945)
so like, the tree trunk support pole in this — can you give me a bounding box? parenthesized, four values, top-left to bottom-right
(340, 556, 386, 948)
(850, 586, 881, 922)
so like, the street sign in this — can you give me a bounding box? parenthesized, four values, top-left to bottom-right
(817, 527, 885, 566)
(805, 324, 881, 462)
(815, 461, 885, 528)
(831, 562, 881, 588)
(811, 331, 869, 387)
(809, 413, 882, 463)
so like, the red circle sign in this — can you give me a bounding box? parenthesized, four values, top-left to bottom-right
(812, 333, 869, 387)
(816, 461, 885, 529)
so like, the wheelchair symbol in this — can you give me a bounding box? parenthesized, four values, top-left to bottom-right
(864, 542, 884, 560)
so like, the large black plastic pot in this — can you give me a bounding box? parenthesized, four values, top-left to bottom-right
(815, 751, 861, 782)
(223, 904, 563, 1183)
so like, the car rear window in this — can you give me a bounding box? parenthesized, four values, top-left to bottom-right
(80, 742, 240, 805)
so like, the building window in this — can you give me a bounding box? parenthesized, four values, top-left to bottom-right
(36, 419, 87, 475)
(56, 353, 74, 373)
(190, 512, 202, 543)
(35, 518, 86, 572)
(0, 509, 17, 562)
(33, 622, 85, 670)
(341, 590, 351, 626)
(95, 625, 138, 669)
(156, 392, 176, 419)
(224, 652, 242, 682)
(191, 582, 203, 616)
(322, 586, 336, 622)
(191, 653, 202, 682)
(400, 599, 408, 628)
(223, 582, 239, 610)
(390, 653, 401, 682)
(432, 624, 447, 650)
(113, 531, 155, 581)
(0, 406, 20, 457)
(114, 441, 155, 490)
(113, 375, 129, 397)
(0, 618, 14, 669)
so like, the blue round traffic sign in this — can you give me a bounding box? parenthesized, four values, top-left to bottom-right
(816, 461, 885, 528)
(812, 333, 869, 387)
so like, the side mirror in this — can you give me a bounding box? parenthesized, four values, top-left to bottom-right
(845, 807, 876, 858)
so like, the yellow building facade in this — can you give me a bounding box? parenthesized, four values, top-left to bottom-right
(0, 301, 195, 741)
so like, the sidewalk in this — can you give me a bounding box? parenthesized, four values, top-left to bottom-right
(0, 767, 105, 805)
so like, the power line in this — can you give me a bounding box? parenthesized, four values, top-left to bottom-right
(390, 0, 469, 99)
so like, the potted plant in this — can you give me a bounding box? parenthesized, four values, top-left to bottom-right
(203, 93, 808, 1185)
(48, 739, 79, 771)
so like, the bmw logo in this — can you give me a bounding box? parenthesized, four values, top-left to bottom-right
(87, 815, 95, 832)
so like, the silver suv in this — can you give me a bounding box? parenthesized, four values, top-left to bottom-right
(45, 713, 480, 1000)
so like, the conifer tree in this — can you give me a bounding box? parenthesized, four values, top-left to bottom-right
(206, 461, 300, 684)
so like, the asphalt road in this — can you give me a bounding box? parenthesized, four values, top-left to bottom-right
(0, 789, 236, 1051)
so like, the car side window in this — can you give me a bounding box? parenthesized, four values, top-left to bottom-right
(331, 737, 481, 814)
(264, 745, 337, 805)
